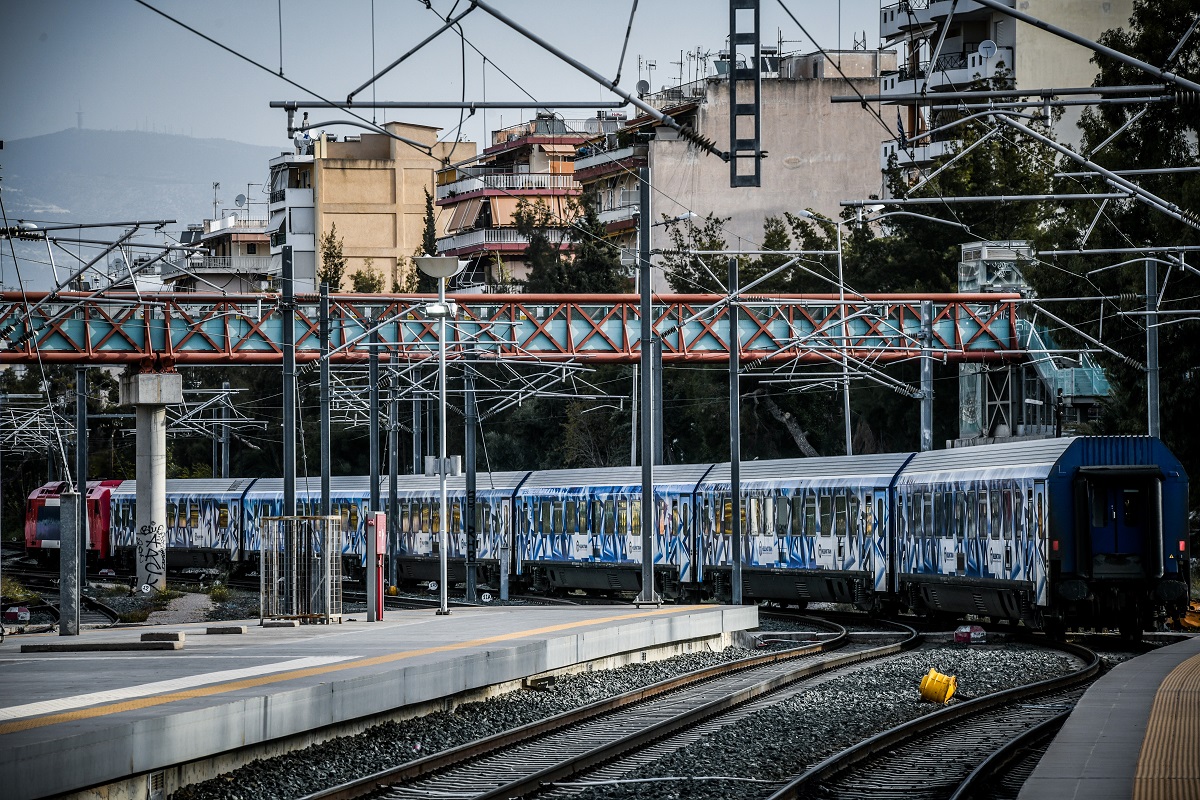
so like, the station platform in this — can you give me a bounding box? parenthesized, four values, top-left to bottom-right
(1019, 633, 1200, 800)
(0, 603, 756, 800)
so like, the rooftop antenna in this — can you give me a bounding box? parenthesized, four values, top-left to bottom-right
(76, 102, 83, 130)
(212, 182, 220, 220)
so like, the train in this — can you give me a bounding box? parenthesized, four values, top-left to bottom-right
(25, 436, 1192, 635)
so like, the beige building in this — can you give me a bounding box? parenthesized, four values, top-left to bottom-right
(269, 121, 475, 292)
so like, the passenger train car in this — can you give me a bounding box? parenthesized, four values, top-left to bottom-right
(25, 436, 1191, 633)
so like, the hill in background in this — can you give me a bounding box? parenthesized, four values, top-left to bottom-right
(1, 127, 281, 230)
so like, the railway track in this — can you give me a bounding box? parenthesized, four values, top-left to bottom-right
(297, 617, 917, 800)
(765, 639, 1099, 800)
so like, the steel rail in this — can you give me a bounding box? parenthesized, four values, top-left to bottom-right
(301, 620, 920, 800)
(764, 639, 1100, 800)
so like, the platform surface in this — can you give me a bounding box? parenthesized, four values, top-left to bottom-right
(0, 603, 755, 800)
(1019, 634, 1200, 800)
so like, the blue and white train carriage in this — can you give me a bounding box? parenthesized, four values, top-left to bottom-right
(514, 465, 714, 597)
(894, 437, 1190, 634)
(242, 476, 381, 568)
(109, 478, 254, 568)
(389, 471, 528, 586)
(696, 454, 912, 607)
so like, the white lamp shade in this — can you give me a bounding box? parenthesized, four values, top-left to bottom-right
(415, 255, 467, 279)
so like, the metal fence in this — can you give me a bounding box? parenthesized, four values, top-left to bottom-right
(260, 516, 343, 623)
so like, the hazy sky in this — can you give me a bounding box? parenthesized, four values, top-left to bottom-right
(4, 0, 882, 148)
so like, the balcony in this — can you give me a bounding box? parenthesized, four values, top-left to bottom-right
(271, 230, 287, 247)
(927, 46, 1013, 89)
(436, 227, 571, 255)
(436, 173, 580, 201)
(163, 255, 276, 279)
(880, 138, 954, 169)
(268, 187, 313, 209)
(597, 190, 640, 226)
(573, 145, 645, 174)
(880, 0, 932, 41)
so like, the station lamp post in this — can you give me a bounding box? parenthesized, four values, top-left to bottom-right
(415, 255, 467, 616)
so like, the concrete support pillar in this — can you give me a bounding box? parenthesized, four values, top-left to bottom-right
(120, 372, 183, 591)
(58, 491, 80, 636)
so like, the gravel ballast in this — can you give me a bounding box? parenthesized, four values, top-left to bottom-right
(171, 647, 761, 800)
(570, 643, 1078, 800)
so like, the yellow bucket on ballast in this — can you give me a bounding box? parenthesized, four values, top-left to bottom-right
(919, 668, 957, 704)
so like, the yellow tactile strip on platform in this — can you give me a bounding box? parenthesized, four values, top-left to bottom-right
(1134, 652, 1200, 800)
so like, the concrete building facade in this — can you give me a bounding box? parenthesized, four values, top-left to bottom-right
(572, 49, 896, 286)
(162, 215, 273, 293)
(269, 122, 474, 292)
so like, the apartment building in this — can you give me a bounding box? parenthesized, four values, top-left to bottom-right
(161, 215, 273, 293)
(433, 113, 624, 289)
(268, 121, 475, 292)
(879, 0, 1133, 170)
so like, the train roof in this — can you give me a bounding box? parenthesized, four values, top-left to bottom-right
(110, 478, 258, 496)
(386, 471, 531, 495)
(248, 476, 381, 494)
(703, 453, 913, 486)
(897, 437, 1075, 483)
(517, 464, 714, 490)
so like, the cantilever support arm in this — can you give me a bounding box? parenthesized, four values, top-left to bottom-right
(347, 3, 479, 104)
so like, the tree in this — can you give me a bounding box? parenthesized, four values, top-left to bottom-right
(516, 198, 569, 293)
(416, 188, 438, 293)
(350, 256, 385, 293)
(660, 212, 732, 293)
(564, 193, 629, 293)
(318, 222, 347, 290)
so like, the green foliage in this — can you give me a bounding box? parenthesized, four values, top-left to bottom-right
(516, 198, 569, 293)
(318, 222, 347, 290)
(208, 583, 231, 603)
(417, 189, 439, 293)
(660, 213, 731, 293)
(350, 256, 385, 293)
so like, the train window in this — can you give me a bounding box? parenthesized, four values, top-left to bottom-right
(408, 504, 419, 533)
(632, 499, 641, 533)
(989, 491, 1001, 540)
(420, 503, 431, 533)
(776, 494, 790, 536)
(1122, 488, 1143, 526)
(189, 502, 199, 528)
(564, 501, 577, 534)
(432, 504, 442, 534)
(451, 502, 463, 534)
(748, 497, 760, 535)
(166, 503, 177, 525)
(1026, 489, 1034, 535)
(550, 501, 563, 534)
(1002, 490, 1014, 540)
(955, 492, 966, 540)
(617, 499, 629, 535)
(834, 494, 847, 537)
(218, 503, 229, 527)
(539, 501, 551, 534)
(604, 499, 616, 534)
(791, 495, 804, 536)
(722, 496, 734, 535)
(876, 498, 885, 538)
(965, 491, 976, 538)
(349, 504, 360, 529)
(805, 495, 818, 536)
(682, 502, 690, 535)
(819, 494, 833, 536)
(923, 493, 934, 538)
(848, 495, 860, 536)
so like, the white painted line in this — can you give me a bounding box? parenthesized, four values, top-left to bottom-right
(0, 655, 355, 721)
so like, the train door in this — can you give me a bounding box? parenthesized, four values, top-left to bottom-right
(1081, 474, 1155, 580)
(1032, 481, 1049, 606)
(815, 491, 836, 569)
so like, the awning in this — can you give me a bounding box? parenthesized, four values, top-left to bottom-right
(446, 198, 482, 233)
(539, 143, 578, 155)
(268, 210, 286, 232)
(489, 196, 523, 227)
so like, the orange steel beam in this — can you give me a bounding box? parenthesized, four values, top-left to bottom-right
(0, 292, 1023, 367)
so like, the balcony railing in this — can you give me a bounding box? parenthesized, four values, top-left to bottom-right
(437, 173, 580, 200)
(163, 255, 277, 278)
(436, 227, 571, 253)
(270, 189, 285, 204)
(573, 145, 646, 172)
(491, 116, 623, 145)
(271, 230, 287, 247)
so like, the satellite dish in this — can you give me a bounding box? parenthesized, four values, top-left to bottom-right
(235, 194, 247, 208)
(636, 79, 650, 95)
(978, 39, 997, 59)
